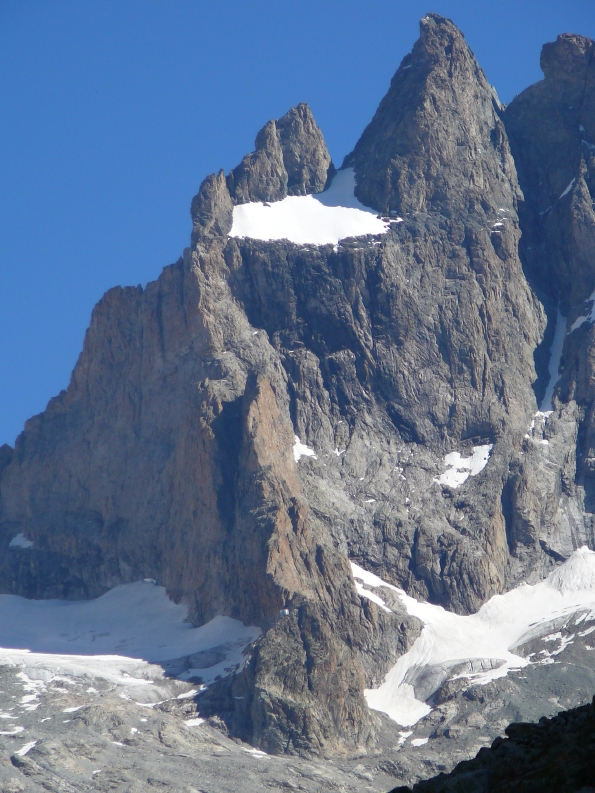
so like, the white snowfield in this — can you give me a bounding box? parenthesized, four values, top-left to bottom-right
(229, 168, 392, 245)
(571, 289, 595, 332)
(9, 532, 34, 549)
(352, 546, 595, 726)
(0, 580, 260, 693)
(434, 444, 492, 488)
(293, 435, 317, 462)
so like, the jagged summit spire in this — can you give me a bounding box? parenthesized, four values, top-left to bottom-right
(190, 102, 333, 242)
(226, 102, 333, 205)
(344, 14, 518, 218)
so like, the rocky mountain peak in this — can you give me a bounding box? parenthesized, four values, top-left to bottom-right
(225, 102, 332, 205)
(4, 14, 595, 776)
(417, 12, 470, 59)
(190, 103, 333, 241)
(345, 14, 518, 219)
(541, 32, 594, 84)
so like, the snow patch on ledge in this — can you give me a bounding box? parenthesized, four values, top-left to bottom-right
(293, 436, 317, 462)
(351, 547, 595, 727)
(434, 444, 492, 488)
(9, 533, 34, 549)
(559, 178, 576, 199)
(571, 290, 595, 332)
(230, 169, 391, 245)
(15, 740, 37, 757)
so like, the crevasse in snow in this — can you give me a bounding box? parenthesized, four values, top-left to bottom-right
(352, 547, 595, 727)
(229, 169, 393, 245)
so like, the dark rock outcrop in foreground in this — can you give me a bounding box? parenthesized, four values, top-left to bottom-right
(390, 696, 595, 793)
(1, 12, 595, 764)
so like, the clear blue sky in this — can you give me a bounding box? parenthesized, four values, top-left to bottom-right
(1, 1, 593, 446)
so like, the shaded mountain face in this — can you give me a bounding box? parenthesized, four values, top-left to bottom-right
(505, 33, 595, 314)
(389, 696, 595, 793)
(1, 13, 595, 760)
(346, 14, 519, 220)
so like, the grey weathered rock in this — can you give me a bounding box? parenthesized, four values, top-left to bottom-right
(500, 32, 595, 584)
(276, 103, 334, 196)
(505, 32, 595, 312)
(190, 169, 234, 241)
(345, 13, 518, 220)
(0, 657, 403, 793)
(227, 119, 288, 204)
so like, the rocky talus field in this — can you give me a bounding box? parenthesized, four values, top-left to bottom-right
(1, 13, 595, 792)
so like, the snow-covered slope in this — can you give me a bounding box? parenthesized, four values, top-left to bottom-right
(0, 580, 260, 689)
(229, 168, 392, 245)
(352, 547, 595, 726)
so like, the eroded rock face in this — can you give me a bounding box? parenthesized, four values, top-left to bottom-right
(1, 15, 595, 760)
(500, 32, 595, 581)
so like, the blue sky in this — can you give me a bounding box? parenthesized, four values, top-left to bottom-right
(1, 0, 593, 446)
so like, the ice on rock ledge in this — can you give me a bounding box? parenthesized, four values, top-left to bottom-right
(434, 444, 493, 488)
(351, 547, 595, 727)
(293, 435, 317, 462)
(230, 169, 392, 246)
(559, 178, 576, 199)
(9, 533, 34, 549)
(571, 289, 595, 332)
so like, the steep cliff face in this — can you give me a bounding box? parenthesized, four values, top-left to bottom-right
(221, 13, 545, 615)
(347, 14, 517, 220)
(505, 33, 595, 312)
(499, 33, 595, 581)
(1, 15, 595, 759)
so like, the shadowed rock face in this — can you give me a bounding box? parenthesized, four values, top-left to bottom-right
(390, 697, 595, 793)
(501, 32, 595, 578)
(1, 15, 595, 760)
(505, 32, 595, 313)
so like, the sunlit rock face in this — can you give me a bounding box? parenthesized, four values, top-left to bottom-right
(1, 13, 595, 776)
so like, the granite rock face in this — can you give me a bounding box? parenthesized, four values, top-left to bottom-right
(1, 13, 595, 763)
